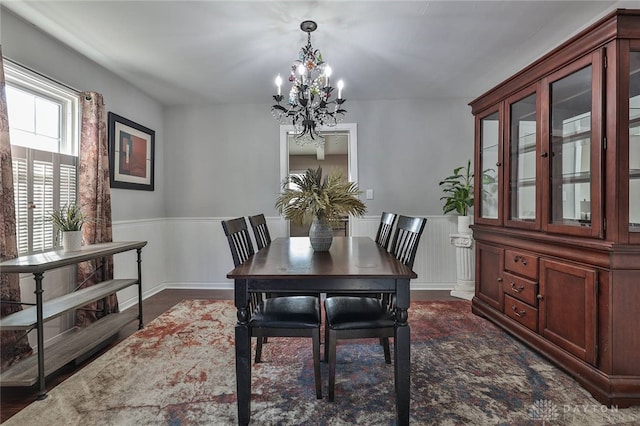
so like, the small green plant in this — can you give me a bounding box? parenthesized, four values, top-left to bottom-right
(48, 202, 87, 232)
(275, 166, 367, 225)
(439, 160, 474, 216)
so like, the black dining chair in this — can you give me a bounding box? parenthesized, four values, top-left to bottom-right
(375, 211, 397, 250)
(221, 217, 322, 399)
(248, 213, 274, 345)
(248, 213, 320, 297)
(324, 211, 398, 361)
(324, 214, 426, 401)
(248, 213, 271, 250)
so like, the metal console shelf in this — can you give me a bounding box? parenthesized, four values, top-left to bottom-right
(0, 240, 147, 400)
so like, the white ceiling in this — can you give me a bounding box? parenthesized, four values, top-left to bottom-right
(2, 1, 634, 107)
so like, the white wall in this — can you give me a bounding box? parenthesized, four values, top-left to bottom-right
(162, 103, 282, 218)
(163, 97, 475, 219)
(346, 98, 474, 215)
(1, 9, 166, 223)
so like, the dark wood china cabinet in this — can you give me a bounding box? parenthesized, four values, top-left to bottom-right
(470, 9, 640, 407)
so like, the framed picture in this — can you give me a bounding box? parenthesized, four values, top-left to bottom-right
(108, 112, 155, 191)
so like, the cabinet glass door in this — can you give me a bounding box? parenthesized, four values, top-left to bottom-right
(630, 51, 640, 232)
(508, 93, 537, 224)
(549, 65, 592, 228)
(480, 112, 500, 220)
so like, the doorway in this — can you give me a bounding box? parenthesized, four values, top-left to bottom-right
(279, 123, 358, 236)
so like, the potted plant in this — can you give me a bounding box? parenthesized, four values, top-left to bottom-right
(439, 159, 474, 234)
(48, 202, 87, 252)
(275, 166, 367, 251)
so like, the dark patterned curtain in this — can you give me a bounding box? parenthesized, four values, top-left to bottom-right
(0, 48, 34, 369)
(75, 92, 117, 327)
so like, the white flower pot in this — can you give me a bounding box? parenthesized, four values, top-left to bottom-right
(62, 231, 83, 252)
(457, 215, 472, 234)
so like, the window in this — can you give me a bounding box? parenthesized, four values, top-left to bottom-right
(4, 61, 79, 254)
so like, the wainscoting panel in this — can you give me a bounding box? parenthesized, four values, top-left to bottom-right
(112, 218, 167, 308)
(24, 215, 459, 348)
(350, 215, 458, 290)
(159, 215, 458, 294)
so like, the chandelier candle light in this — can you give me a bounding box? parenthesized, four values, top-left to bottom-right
(271, 20, 347, 146)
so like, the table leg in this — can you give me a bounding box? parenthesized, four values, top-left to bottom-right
(395, 280, 410, 425)
(235, 323, 250, 425)
(235, 280, 251, 426)
(34, 272, 47, 400)
(136, 248, 144, 329)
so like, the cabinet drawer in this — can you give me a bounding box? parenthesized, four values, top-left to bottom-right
(505, 295, 538, 332)
(505, 249, 539, 280)
(503, 272, 538, 306)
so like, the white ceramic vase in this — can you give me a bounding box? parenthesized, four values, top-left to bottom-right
(62, 230, 83, 252)
(457, 215, 472, 234)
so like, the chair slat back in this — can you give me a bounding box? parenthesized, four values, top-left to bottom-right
(389, 215, 427, 269)
(221, 217, 255, 267)
(374, 212, 397, 250)
(248, 214, 272, 250)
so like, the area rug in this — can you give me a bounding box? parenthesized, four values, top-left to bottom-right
(3, 300, 640, 426)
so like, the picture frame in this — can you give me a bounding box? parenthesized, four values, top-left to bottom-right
(108, 112, 155, 191)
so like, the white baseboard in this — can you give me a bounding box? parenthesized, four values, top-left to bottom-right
(122, 281, 454, 308)
(117, 282, 168, 311)
(163, 282, 234, 290)
(411, 282, 455, 291)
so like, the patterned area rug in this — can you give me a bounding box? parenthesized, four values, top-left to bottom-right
(3, 299, 640, 425)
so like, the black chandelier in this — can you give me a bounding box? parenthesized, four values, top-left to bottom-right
(271, 20, 346, 146)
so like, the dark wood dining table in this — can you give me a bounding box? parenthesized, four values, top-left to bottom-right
(226, 236, 417, 425)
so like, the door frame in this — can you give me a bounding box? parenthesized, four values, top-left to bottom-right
(279, 123, 358, 235)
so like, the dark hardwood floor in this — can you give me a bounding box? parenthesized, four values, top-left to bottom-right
(0, 289, 456, 422)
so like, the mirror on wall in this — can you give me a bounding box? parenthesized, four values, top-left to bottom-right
(279, 123, 358, 237)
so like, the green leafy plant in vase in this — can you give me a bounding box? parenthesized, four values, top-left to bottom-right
(439, 159, 474, 234)
(275, 166, 367, 251)
(48, 202, 87, 252)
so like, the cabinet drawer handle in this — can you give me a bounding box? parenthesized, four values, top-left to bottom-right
(512, 306, 527, 317)
(497, 277, 503, 283)
(512, 255, 528, 266)
(510, 282, 524, 293)
(541, 151, 548, 158)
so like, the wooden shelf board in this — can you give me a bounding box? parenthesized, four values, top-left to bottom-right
(0, 241, 147, 274)
(0, 279, 138, 330)
(0, 311, 138, 387)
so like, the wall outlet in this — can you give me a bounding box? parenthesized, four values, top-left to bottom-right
(366, 189, 374, 200)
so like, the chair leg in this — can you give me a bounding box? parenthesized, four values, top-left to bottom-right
(382, 337, 391, 364)
(255, 336, 263, 363)
(328, 328, 337, 402)
(324, 314, 330, 363)
(312, 328, 322, 399)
